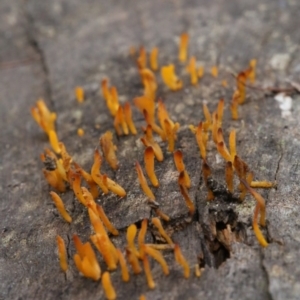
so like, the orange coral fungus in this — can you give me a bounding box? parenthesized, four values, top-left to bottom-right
(186, 56, 198, 85)
(250, 181, 275, 188)
(31, 99, 56, 135)
(50, 191, 72, 223)
(97, 205, 119, 236)
(56, 235, 68, 272)
(143, 244, 169, 275)
(117, 249, 130, 282)
(43, 169, 66, 192)
(138, 219, 148, 259)
(124, 102, 137, 135)
(135, 161, 155, 201)
(179, 180, 195, 215)
(144, 146, 159, 187)
(49, 130, 61, 154)
(195, 122, 207, 159)
(127, 224, 140, 258)
(229, 130, 237, 160)
(203, 103, 212, 131)
(140, 295, 146, 300)
(150, 47, 159, 71)
(174, 150, 191, 188)
(202, 160, 214, 200)
(225, 161, 234, 193)
(58, 142, 72, 173)
(101, 79, 119, 116)
(174, 244, 190, 278)
(198, 66, 204, 78)
(137, 46, 147, 70)
(143, 109, 165, 140)
(252, 203, 268, 247)
(217, 99, 224, 126)
(100, 131, 119, 170)
(211, 66, 218, 78)
(212, 112, 219, 143)
(73, 236, 101, 281)
(164, 118, 180, 152)
(247, 59, 257, 83)
(240, 179, 266, 227)
(195, 264, 201, 277)
(69, 170, 87, 205)
(74, 162, 99, 199)
(178, 33, 189, 62)
(236, 71, 247, 104)
(230, 90, 240, 120)
(77, 128, 84, 137)
(140, 68, 157, 101)
(143, 254, 156, 289)
(114, 106, 128, 136)
(141, 125, 164, 161)
(134, 96, 155, 124)
(152, 217, 173, 245)
(126, 248, 142, 274)
(154, 209, 170, 222)
(75, 86, 84, 103)
(102, 272, 116, 300)
(216, 129, 232, 162)
(104, 175, 126, 197)
(161, 64, 183, 91)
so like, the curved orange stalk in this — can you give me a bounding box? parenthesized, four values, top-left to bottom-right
(252, 203, 268, 247)
(143, 244, 169, 275)
(91, 149, 109, 193)
(179, 182, 195, 215)
(144, 147, 159, 187)
(143, 255, 156, 289)
(174, 150, 190, 188)
(217, 142, 232, 162)
(140, 68, 157, 101)
(161, 64, 183, 91)
(202, 104, 212, 131)
(138, 219, 148, 259)
(154, 209, 170, 221)
(196, 122, 206, 159)
(134, 96, 155, 124)
(141, 126, 164, 161)
(102, 272, 116, 300)
(217, 99, 224, 126)
(179, 33, 189, 62)
(114, 106, 128, 136)
(229, 130, 237, 160)
(157, 99, 173, 133)
(150, 47, 158, 71)
(48, 130, 61, 154)
(135, 161, 155, 201)
(101, 78, 110, 101)
(75, 86, 84, 103)
(56, 235, 68, 272)
(126, 248, 142, 274)
(174, 244, 190, 278)
(124, 102, 137, 135)
(109, 86, 120, 116)
(143, 109, 165, 140)
(96, 204, 119, 236)
(70, 171, 87, 205)
(186, 56, 198, 85)
(100, 131, 119, 170)
(91, 234, 117, 271)
(117, 249, 130, 282)
(152, 217, 173, 245)
(74, 162, 99, 199)
(250, 181, 275, 188)
(50, 191, 72, 223)
(164, 119, 180, 153)
(127, 224, 140, 258)
(104, 175, 126, 197)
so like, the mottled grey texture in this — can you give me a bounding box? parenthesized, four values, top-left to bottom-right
(1, 0, 300, 299)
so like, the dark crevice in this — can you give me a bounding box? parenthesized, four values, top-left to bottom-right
(21, 2, 54, 110)
(274, 144, 283, 183)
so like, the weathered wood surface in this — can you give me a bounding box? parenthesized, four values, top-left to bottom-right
(1, 0, 300, 299)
